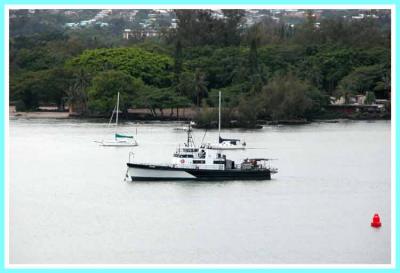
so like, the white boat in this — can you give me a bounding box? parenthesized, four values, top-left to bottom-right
(97, 92, 138, 147)
(205, 91, 246, 150)
(126, 123, 276, 181)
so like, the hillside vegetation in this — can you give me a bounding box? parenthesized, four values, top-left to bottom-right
(10, 9, 391, 127)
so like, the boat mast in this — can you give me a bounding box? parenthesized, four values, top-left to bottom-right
(186, 122, 195, 147)
(187, 122, 190, 146)
(218, 91, 221, 138)
(116, 92, 120, 133)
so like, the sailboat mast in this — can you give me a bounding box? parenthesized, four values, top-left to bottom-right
(218, 91, 221, 137)
(187, 122, 190, 146)
(116, 92, 120, 132)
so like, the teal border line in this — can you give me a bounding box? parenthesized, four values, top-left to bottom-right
(0, 1, 4, 271)
(0, 0, 398, 6)
(1, 0, 398, 271)
(392, 4, 400, 268)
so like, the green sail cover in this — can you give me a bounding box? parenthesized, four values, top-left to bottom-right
(115, 133, 134, 139)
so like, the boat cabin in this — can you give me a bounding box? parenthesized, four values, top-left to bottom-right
(169, 123, 271, 172)
(172, 146, 227, 170)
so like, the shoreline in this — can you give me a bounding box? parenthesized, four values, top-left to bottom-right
(10, 111, 70, 119)
(9, 110, 391, 126)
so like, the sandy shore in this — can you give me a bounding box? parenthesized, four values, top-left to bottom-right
(10, 112, 70, 119)
(9, 106, 70, 119)
(9, 106, 197, 120)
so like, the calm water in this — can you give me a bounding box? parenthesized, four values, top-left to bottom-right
(9, 119, 391, 264)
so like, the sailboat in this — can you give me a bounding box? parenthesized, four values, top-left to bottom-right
(97, 92, 138, 147)
(206, 91, 246, 150)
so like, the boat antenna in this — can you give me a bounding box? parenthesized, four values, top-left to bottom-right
(218, 91, 221, 138)
(186, 121, 195, 147)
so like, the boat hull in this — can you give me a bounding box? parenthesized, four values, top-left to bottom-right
(126, 163, 271, 181)
(99, 140, 138, 147)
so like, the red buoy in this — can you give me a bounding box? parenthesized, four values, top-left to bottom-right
(371, 213, 382, 228)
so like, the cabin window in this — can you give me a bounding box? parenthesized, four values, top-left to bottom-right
(193, 160, 205, 164)
(213, 160, 225, 164)
(183, 148, 199, 152)
(179, 154, 193, 158)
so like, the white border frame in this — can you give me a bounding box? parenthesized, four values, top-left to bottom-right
(4, 4, 396, 269)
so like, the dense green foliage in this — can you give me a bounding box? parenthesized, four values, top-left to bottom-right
(87, 70, 139, 114)
(259, 73, 323, 120)
(68, 47, 173, 87)
(10, 9, 391, 126)
(335, 64, 389, 102)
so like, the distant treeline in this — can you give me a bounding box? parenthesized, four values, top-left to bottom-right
(10, 9, 391, 127)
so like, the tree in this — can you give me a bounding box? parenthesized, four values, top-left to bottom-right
(221, 10, 246, 46)
(174, 9, 234, 46)
(44, 68, 72, 110)
(67, 68, 91, 115)
(260, 73, 322, 120)
(248, 38, 259, 75)
(194, 69, 208, 107)
(335, 64, 387, 103)
(13, 72, 42, 110)
(365, 91, 376, 105)
(68, 47, 173, 88)
(109, 18, 127, 35)
(174, 39, 183, 84)
(86, 70, 140, 114)
(13, 68, 71, 110)
(294, 9, 319, 45)
(247, 38, 267, 93)
(373, 71, 390, 99)
(136, 86, 190, 117)
(176, 69, 208, 107)
(237, 95, 261, 128)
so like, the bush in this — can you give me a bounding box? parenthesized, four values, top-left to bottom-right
(13, 100, 27, 111)
(237, 95, 261, 128)
(260, 72, 323, 120)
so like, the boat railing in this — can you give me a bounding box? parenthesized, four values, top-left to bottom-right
(258, 159, 276, 170)
(175, 147, 199, 153)
(240, 159, 277, 171)
(270, 167, 279, 174)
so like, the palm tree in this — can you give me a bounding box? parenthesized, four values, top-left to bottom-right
(193, 69, 208, 107)
(67, 68, 91, 115)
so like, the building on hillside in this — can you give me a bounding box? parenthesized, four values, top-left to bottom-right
(331, 95, 367, 105)
(355, 95, 366, 105)
(123, 28, 159, 40)
(65, 22, 80, 29)
(123, 29, 132, 39)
